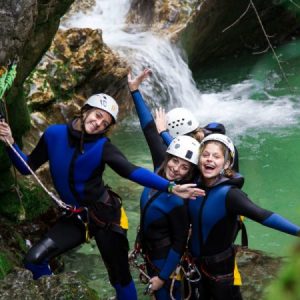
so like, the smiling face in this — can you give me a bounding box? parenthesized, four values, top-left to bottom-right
(199, 141, 230, 186)
(165, 156, 192, 181)
(83, 108, 113, 134)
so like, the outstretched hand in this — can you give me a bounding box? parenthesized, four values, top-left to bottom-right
(172, 183, 205, 199)
(0, 120, 14, 144)
(127, 68, 152, 91)
(155, 107, 167, 134)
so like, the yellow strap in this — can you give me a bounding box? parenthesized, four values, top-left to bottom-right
(233, 259, 242, 286)
(120, 206, 129, 229)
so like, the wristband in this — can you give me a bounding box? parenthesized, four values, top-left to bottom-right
(168, 181, 176, 193)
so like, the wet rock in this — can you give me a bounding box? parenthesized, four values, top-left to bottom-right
(0, 268, 99, 300)
(180, 0, 300, 71)
(127, 0, 198, 36)
(64, 0, 96, 17)
(237, 248, 283, 299)
(0, 0, 37, 65)
(25, 28, 128, 112)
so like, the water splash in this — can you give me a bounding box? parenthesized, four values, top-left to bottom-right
(62, 0, 300, 139)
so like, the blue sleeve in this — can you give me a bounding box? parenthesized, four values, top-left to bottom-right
(129, 168, 169, 192)
(131, 90, 153, 129)
(7, 144, 31, 175)
(160, 131, 174, 146)
(262, 213, 300, 236)
(159, 248, 181, 280)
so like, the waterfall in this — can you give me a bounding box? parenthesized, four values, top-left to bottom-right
(62, 0, 300, 139)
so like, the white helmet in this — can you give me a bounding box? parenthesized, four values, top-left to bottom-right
(84, 93, 119, 123)
(200, 133, 235, 167)
(166, 135, 200, 165)
(166, 108, 199, 137)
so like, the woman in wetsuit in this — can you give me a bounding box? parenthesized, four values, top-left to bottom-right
(189, 133, 300, 300)
(128, 72, 202, 299)
(0, 93, 202, 300)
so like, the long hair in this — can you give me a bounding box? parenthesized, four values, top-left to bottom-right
(157, 154, 198, 183)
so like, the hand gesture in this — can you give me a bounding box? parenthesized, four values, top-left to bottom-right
(155, 107, 167, 134)
(149, 276, 164, 293)
(127, 68, 152, 91)
(0, 120, 14, 144)
(172, 183, 205, 199)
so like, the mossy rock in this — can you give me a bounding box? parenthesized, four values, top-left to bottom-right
(0, 177, 52, 221)
(0, 252, 13, 280)
(0, 268, 99, 300)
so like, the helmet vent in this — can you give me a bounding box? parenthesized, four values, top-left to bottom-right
(185, 150, 193, 159)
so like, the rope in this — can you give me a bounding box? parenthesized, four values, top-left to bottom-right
(4, 137, 83, 213)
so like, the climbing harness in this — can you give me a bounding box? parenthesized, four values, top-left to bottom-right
(66, 207, 91, 243)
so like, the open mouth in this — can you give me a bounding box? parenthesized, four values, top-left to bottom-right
(203, 163, 216, 171)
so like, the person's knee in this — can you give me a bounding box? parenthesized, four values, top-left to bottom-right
(24, 237, 58, 264)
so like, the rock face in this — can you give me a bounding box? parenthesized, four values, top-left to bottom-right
(0, 0, 37, 65)
(127, 0, 300, 71)
(127, 0, 199, 36)
(180, 0, 300, 71)
(24, 27, 129, 122)
(0, 0, 75, 197)
(0, 268, 99, 300)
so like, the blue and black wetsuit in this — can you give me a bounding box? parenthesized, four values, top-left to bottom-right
(7, 121, 174, 300)
(131, 90, 189, 300)
(189, 174, 300, 300)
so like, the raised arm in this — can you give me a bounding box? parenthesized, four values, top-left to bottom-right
(128, 69, 167, 169)
(155, 108, 173, 146)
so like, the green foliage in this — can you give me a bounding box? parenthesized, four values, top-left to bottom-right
(0, 252, 13, 280)
(0, 145, 12, 172)
(0, 178, 52, 222)
(264, 243, 300, 300)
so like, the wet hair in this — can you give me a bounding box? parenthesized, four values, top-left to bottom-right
(200, 141, 235, 178)
(157, 154, 198, 183)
